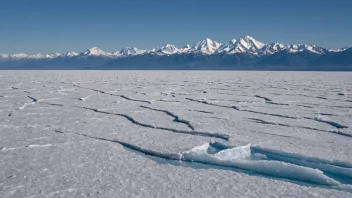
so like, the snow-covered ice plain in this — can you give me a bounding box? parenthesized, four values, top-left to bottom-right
(1, 71, 352, 197)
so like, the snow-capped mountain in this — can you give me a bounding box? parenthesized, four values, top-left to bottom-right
(286, 44, 327, 54)
(28, 54, 45, 59)
(216, 39, 236, 53)
(191, 38, 222, 54)
(62, 51, 79, 57)
(0, 35, 351, 70)
(81, 47, 107, 57)
(25, 53, 61, 59)
(0, 35, 348, 60)
(179, 44, 192, 53)
(155, 44, 180, 55)
(118, 47, 144, 57)
(0, 53, 63, 60)
(257, 43, 328, 56)
(227, 35, 265, 54)
(0, 54, 9, 59)
(0, 53, 28, 60)
(257, 43, 287, 55)
(45, 53, 61, 58)
(328, 47, 349, 53)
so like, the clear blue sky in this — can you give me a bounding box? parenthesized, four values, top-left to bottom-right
(1, 0, 351, 54)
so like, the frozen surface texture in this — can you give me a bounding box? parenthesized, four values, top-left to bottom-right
(1, 71, 352, 197)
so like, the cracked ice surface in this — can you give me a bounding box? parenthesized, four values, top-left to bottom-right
(1, 71, 352, 197)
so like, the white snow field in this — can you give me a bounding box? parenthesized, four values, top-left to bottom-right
(1, 71, 352, 198)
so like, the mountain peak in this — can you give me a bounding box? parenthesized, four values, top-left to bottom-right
(164, 44, 175, 47)
(45, 53, 61, 58)
(237, 35, 253, 41)
(192, 38, 222, 54)
(119, 47, 143, 56)
(83, 47, 106, 56)
(328, 47, 349, 52)
(156, 44, 180, 54)
(6, 53, 29, 59)
(64, 51, 78, 57)
(238, 35, 264, 46)
(216, 36, 265, 54)
(229, 35, 265, 53)
(199, 38, 217, 44)
(241, 35, 254, 40)
(204, 38, 213, 43)
(87, 47, 102, 51)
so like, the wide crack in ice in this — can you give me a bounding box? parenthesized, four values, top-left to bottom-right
(55, 129, 352, 193)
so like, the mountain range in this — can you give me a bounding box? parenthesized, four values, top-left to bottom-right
(0, 36, 351, 70)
